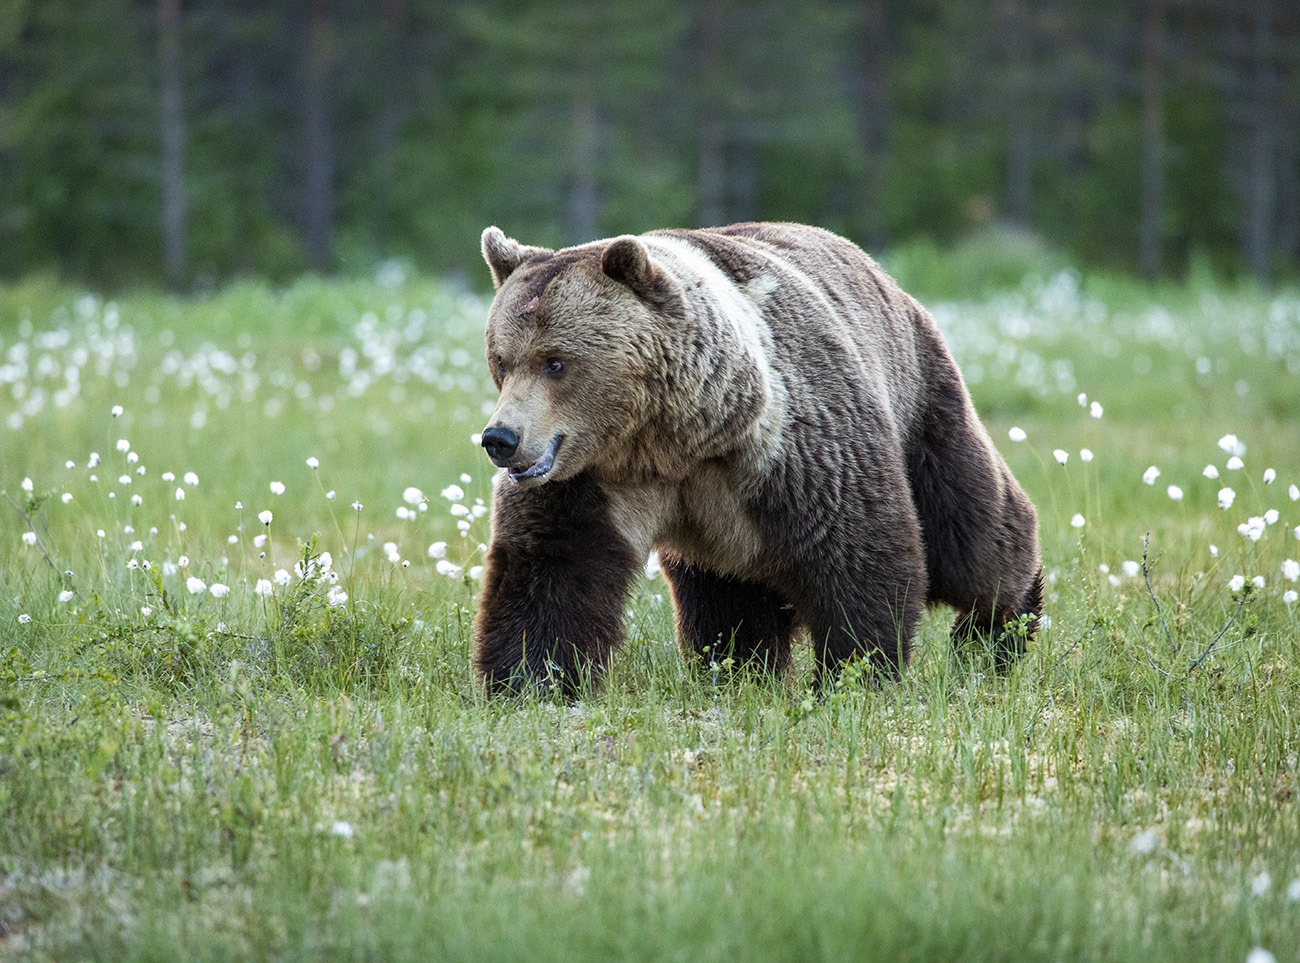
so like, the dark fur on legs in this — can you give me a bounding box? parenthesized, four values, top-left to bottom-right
(473, 473, 640, 698)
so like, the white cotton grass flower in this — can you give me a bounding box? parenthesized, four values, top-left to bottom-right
(1089, 401, 1103, 419)
(118, 475, 131, 486)
(1122, 560, 1140, 578)
(1070, 514, 1086, 529)
(450, 504, 471, 518)
(1264, 509, 1278, 525)
(1263, 468, 1276, 484)
(209, 583, 230, 599)
(436, 559, 463, 577)
(1283, 559, 1299, 582)
(1166, 485, 1183, 501)
(62, 492, 73, 504)
(186, 576, 207, 595)
(1288, 878, 1300, 901)
(141, 606, 152, 617)
(178, 555, 190, 568)
(184, 471, 199, 486)
(111, 404, 124, 417)
(1246, 949, 1277, 963)
(402, 487, 423, 505)
(18, 614, 31, 625)
(1226, 455, 1244, 471)
(1203, 464, 1220, 479)
(274, 569, 292, 586)
(330, 820, 354, 838)
(428, 541, 447, 559)
(396, 506, 414, 521)
(1130, 829, 1157, 855)
(116, 439, 130, 453)
(1053, 449, 1068, 465)
(253, 534, 267, 549)
(441, 484, 465, 501)
(258, 510, 273, 526)
(1078, 448, 1093, 462)
(1285, 590, 1298, 605)
(255, 579, 273, 597)
(1229, 574, 1246, 593)
(1077, 392, 1088, 407)
(1238, 517, 1266, 542)
(269, 481, 286, 495)
(306, 456, 320, 469)
(1209, 544, 1219, 558)
(1252, 575, 1266, 589)
(1142, 465, 1161, 485)
(175, 487, 185, 501)
(1007, 426, 1026, 442)
(326, 586, 348, 607)
(1251, 871, 1272, 896)
(460, 473, 472, 484)
(352, 500, 363, 511)
(59, 590, 74, 603)
(21, 531, 37, 547)
(21, 477, 33, 492)
(1288, 483, 1299, 501)
(1218, 433, 1246, 456)
(1218, 487, 1235, 510)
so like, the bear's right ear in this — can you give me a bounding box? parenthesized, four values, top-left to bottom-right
(481, 227, 549, 289)
(601, 236, 683, 313)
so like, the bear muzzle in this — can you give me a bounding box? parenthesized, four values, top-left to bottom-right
(481, 427, 565, 483)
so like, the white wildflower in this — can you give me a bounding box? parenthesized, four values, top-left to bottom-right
(1226, 456, 1244, 471)
(1130, 830, 1157, 854)
(1282, 559, 1299, 582)
(258, 510, 273, 526)
(330, 820, 354, 838)
(1167, 485, 1183, 501)
(1252, 871, 1272, 896)
(1089, 401, 1103, 419)
(186, 576, 207, 595)
(61, 492, 73, 504)
(306, 456, 320, 469)
(1142, 465, 1161, 485)
(209, 583, 230, 599)
(1217, 433, 1244, 456)
(1252, 575, 1266, 589)
(255, 579, 273, 597)
(269, 480, 285, 495)
(436, 559, 463, 577)
(273, 568, 292, 586)
(1079, 448, 1094, 462)
(1246, 949, 1276, 963)
(116, 439, 130, 453)
(175, 487, 185, 501)
(1070, 513, 1086, 528)
(326, 586, 348, 607)
(1238, 517, 1266, 542)
(1228, 574, 1246, 593)
(1122, 560, 1140, 578)
(428, 541, 447, 559)
(1285, 590, 1298, 605)
(1263, 468, 1276, 485)
(402, 487, 423, 505)
(1289, 483, 1299, 501)
(184, 471, 199, 486)
(111, 404, 124, 417)
(17, 613, 31, 624)
(21, 477, 33, 492)
(1053, 449, 1068, 465)
(1264, 509, 1279, 525)
(1008, 426, 1027, 442)
(21, 531, 36, 547)
(441, 484, 465, 501)
(1218, 487, 1235, 510)
(59, 590, 74, 603)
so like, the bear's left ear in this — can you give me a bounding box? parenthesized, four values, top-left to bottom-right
(482, 227, 550, 289)
(601, 236, 681, 311)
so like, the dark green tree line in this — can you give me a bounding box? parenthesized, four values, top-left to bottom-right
(0, 0, 1297, 287)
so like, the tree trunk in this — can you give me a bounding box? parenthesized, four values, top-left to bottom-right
(158, 0, 186, 289)
(1139, 0, 1165, 280)
(568, 94, 601, 243)
(303, 0, 336, 273)
(1003, 0, 1032, 228)
(1243, 0, 1275, 286)
(695, 0, 724, 228)
(855, 0, 889, 249)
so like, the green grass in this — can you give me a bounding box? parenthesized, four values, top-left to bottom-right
(2, 265, 1299, 961)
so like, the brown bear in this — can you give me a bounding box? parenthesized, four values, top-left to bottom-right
(472, 222, 1042, 697)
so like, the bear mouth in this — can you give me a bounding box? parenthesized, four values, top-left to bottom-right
(508, 434, 564, 482)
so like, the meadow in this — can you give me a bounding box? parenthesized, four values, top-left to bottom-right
(2, 253, 1299, 961)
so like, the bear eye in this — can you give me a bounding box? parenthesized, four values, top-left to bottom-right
(542, 357, 565, 378)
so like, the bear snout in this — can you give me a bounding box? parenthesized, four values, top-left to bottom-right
(481, 425, 520, 467)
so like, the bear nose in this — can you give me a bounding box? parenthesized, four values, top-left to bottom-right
(481, 426, 520, 466)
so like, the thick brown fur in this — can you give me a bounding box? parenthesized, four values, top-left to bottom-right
(472, 222, 1042, 696)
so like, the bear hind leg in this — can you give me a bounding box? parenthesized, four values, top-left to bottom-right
(949, 564, 1044, 669)
(660, 554, 798, 676)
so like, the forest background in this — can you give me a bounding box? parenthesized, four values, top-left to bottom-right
(2, 0, 1299, 291)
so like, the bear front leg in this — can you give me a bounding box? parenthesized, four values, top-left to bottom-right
(659, 553, 798, 675)
(473, 473, 641, 698)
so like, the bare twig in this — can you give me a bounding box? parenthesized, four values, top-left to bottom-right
(1141, 534, 1176, 654)
(1187, 592, 1248, 674)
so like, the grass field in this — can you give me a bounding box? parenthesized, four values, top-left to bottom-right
(2, 259, 1299, 962)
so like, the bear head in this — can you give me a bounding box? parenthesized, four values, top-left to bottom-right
(483, 222, 774, 483)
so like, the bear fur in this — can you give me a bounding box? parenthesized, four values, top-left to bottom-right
(472, 222, 1042, 696)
